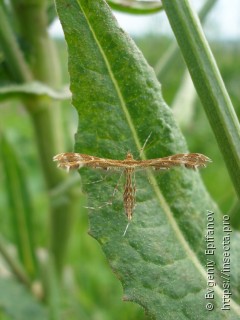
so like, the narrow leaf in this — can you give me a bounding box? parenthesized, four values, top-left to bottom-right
(0, 134, 37, 278)
(55, 0, 240, 318)
(107, 0, 163, 14)
(161, 0, 240, 198)
(0, 82, 71, 101)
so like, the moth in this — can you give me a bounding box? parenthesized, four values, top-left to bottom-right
(53, 151, 211, 235)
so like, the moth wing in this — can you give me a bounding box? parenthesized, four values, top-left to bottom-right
(53, 153, 125, 171)
(142, 153, 211, 170)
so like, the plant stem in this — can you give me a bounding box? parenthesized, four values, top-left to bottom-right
(5, 0, 82, 273)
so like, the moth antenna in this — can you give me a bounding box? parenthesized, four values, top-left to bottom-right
(139, 132, 152, 157)
(123, 221, 130, 237)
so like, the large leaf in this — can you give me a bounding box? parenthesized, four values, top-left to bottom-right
(55, 0, 240, 318)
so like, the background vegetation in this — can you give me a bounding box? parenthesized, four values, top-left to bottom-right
(0, 0, 239, 319)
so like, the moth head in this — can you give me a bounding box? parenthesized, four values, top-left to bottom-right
(126, 152, 134, 160)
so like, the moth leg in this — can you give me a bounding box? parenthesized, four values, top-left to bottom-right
(84, 173, 108, 185)
(103, 170, 124, 206)
(85, 171, 124, 211)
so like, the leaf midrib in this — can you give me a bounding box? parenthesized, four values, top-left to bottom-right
(77, 1, 240, 314)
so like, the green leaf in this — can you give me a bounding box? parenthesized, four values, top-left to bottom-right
(0, 82, 71, 101)
(0, 278, 48, 320)
(0, 134, 37, 278)
(55, 0, 240, 318)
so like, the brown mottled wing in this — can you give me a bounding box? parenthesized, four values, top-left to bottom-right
(53, 152, 212, 172)
(140, 153, 212, 170)
(53, 153, 125, 171)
